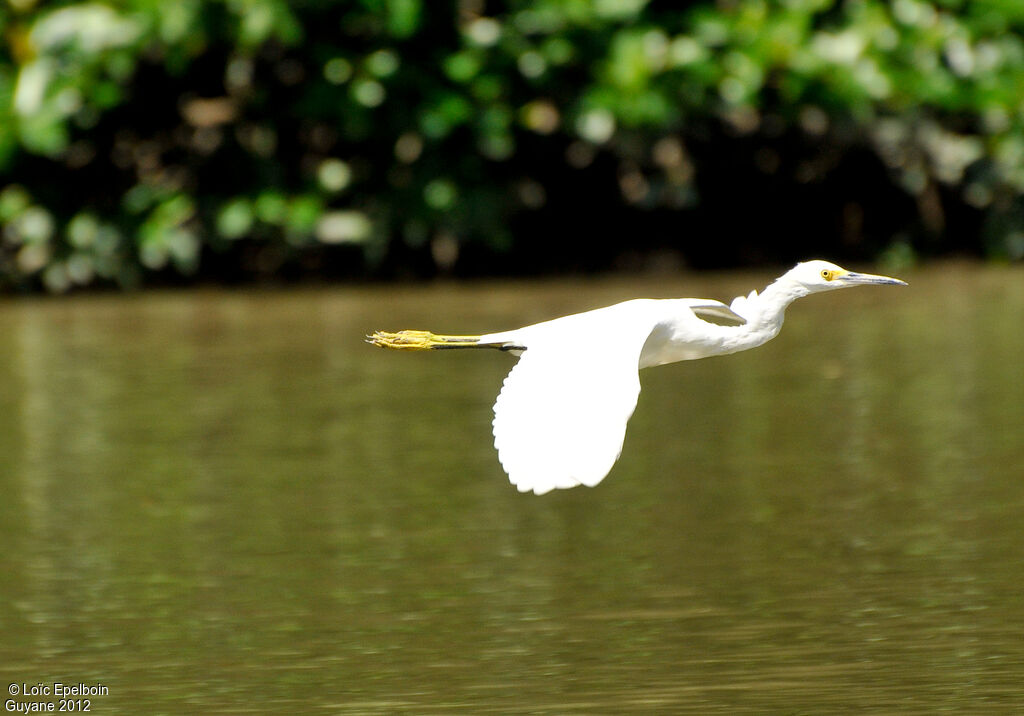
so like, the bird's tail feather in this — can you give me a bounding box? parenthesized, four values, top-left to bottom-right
(368, 329, 517, 351)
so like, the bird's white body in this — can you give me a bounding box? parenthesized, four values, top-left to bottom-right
(484, 299, 743, 366)
(370, 260, 906, 495)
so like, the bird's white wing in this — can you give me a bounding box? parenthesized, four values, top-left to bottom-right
(690, 302, 747, 326)
(492, 328, 650, 495)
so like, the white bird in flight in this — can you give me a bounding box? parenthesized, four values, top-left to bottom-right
(369, 260, 906, 495)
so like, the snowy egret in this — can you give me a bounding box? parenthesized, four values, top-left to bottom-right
(369, 260, 906, 495)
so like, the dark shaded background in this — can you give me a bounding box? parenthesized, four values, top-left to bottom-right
(2, 0, 1023, 291)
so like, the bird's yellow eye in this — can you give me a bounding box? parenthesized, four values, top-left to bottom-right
(821, 269, 834, 281)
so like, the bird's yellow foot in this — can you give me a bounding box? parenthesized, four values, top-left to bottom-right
(367, 330, 434, 350)
(367, 330, 481, 350)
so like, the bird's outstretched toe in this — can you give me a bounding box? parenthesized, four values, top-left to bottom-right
(367, 329, 439, 350)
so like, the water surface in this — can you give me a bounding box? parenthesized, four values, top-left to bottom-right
(1, 264, 1022, 713)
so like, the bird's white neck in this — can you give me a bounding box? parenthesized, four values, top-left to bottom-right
(725, 277, 810, 353)
(753, 276, 811, 319)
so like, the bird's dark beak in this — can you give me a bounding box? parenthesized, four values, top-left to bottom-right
(841, 271, 907, 286)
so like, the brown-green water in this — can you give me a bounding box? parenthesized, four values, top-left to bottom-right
(1, 264, 1022, 714)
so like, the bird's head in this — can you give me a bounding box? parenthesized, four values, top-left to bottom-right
(785, 260, 907, 294)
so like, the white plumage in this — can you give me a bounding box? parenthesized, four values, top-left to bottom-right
(488, 301, 656, 494)
(370, 260, 907, 495)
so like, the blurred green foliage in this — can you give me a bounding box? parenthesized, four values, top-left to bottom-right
(2, 0, 1024, 290)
